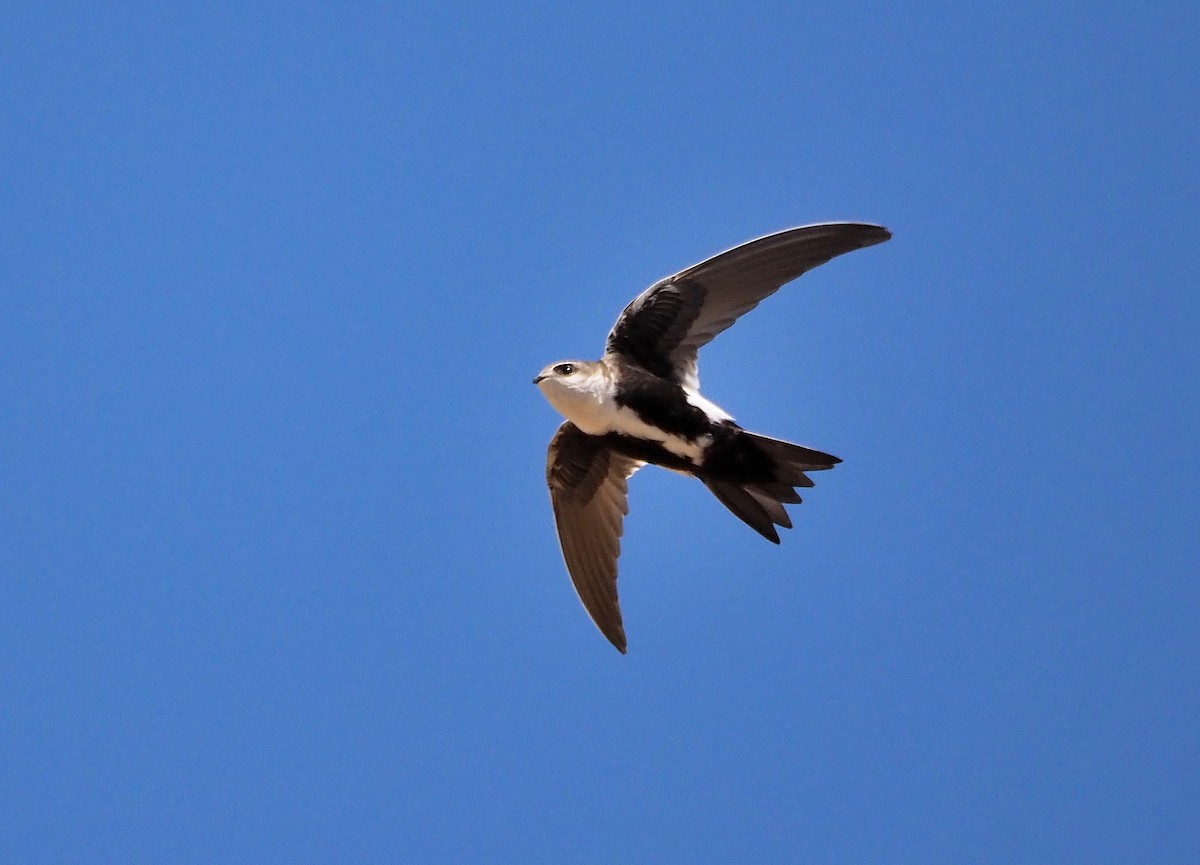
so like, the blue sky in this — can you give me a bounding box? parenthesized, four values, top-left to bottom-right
(2, 2, 1197, 862)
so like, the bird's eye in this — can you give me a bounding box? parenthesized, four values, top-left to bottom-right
(554, 363, 575, 375)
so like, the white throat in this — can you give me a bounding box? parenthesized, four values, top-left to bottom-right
(537, 368, 615, 436)
(536, 365, 719, 463)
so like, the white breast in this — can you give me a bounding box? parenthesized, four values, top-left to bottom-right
(537, 370, 712, 463)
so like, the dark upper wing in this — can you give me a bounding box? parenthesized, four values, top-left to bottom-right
(604, 222, 891, 389)
(546, 422, 643, 653)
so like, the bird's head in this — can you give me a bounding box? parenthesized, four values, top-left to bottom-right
(532, 360, 611, 429)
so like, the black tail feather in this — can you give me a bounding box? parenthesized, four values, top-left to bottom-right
(699, 431, 839, 542)
(702, 479, 781, 543)
(743, 432, 840, 470)
(746, 487, 793, 529)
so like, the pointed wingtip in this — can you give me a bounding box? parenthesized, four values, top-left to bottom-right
(593, 613, 627, 653)
(858, 223, 892, 244)
(595, 617, 627, 653)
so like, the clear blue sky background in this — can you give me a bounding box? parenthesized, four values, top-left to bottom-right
(3, 3, 1197, 863)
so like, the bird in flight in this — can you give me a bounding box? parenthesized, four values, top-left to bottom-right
(534, 222, 891, 652)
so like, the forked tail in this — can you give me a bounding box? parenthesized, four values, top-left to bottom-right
(701, 431, 840, 544)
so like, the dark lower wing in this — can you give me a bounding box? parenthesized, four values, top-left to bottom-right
(546, 422, 643, 653)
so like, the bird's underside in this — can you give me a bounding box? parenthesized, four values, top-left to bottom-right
(546, 420, 840, 652)
(537, 221, 891, 652)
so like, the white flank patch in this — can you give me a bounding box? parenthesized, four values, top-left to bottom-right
(537, 365, 719, 464)
(609, 406, 708, 462)
(684, 388, 734, 423)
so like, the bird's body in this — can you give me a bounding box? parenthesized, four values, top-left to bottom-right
(534, 222, 891, 652)
(537, 356, 726, 462)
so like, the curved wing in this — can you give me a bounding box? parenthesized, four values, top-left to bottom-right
(546, 422, 643, 653)
(604, 222, 891, 389)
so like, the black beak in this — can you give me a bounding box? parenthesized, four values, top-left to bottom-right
(532, 375, 545, 385)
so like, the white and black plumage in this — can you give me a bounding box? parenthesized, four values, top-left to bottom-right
(534, 222, 891, 652)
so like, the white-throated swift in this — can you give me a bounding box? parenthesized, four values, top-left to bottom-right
(534, 222, 891, 652)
